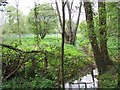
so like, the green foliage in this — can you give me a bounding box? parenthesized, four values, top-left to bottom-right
(106, 2, 118, 38)
(2, 34, 92, 88)
(1, 1, 119, 89)
(28, 3, 58, 39)
(78, 21, 88, 36)
(79, 2, 118, 63)
(99, 67, 118, 88)
(3, 76, 55, 89)
(106, 2, 118, 61)
(2, 6, 27, 34)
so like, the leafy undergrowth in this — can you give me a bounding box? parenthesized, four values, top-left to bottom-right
(2, 35, 93, 89)
(99, 66, 118, 88)
(2, 76, 56, 89)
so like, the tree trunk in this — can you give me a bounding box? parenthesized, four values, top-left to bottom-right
(61, 1, 66, 89)
(34, 1, 39, 46)
(98, 2, 112, 66)
(55, 0, 82, 45)
(72, 2, 82, 45)
(16, 1, 22, 45)
(84, 1, 107, 74)
(44, 52, 48, 73)
(31, 58, 35, 77)
(65, 1, 82, 45)
(66, 1, 73, 45)
(0, 38, 2, 85)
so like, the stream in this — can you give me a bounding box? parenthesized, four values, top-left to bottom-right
(65, 68, 98, 89)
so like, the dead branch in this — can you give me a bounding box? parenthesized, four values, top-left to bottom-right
(0, 43, 45, 54)
(3, 60, 24, 81)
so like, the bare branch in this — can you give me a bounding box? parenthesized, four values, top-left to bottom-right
(71, 0, 74, 9)
(3, 60, 24, 81)
(74, 2, 82, 33)
(55, 0, 63, 28)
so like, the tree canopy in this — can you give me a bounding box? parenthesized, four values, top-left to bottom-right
(2, 6, 26, 34)
(28, 3, 58, 39)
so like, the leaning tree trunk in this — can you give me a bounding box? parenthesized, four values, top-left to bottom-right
(98, 2, 112, 66)
(72, 2, 82, 45)
(84, 1, 107, 74)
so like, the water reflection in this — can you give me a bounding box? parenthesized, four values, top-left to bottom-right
(65, 68, 98, 89)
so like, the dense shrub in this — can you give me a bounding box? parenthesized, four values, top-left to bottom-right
(99, 67, 118, 88)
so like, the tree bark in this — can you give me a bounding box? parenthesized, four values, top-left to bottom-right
(84, 1, 107, 74)
(73, 2, 82, 45)
(98, 2, 112, 66)
(61, 1, 66, 89)
(34, 1, 40, 46)
(55, 0, 69, 44)
(44, 52, 48, 73)
(67, 1, 73, 44)
(65, 1, 82, 45)
(31, 57, 36, 77)
(55, 0, 82, 45)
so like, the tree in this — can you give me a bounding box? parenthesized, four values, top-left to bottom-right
(55, 0, 82, 45)
(2, 6, 25, 35)
(16, 0, 22, 45)
(98, 1, 112, 67)
(28, 3, 58, 39)
(83, 1, 112, 74)
(105, 2, 119, 87)
(61, 1, 66, 89)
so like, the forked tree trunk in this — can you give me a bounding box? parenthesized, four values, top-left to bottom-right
(65, 1, 82, 45)
(84, 1, 110, 74)
(55, 0, 82, 45)
(98, 2, 112, 66)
